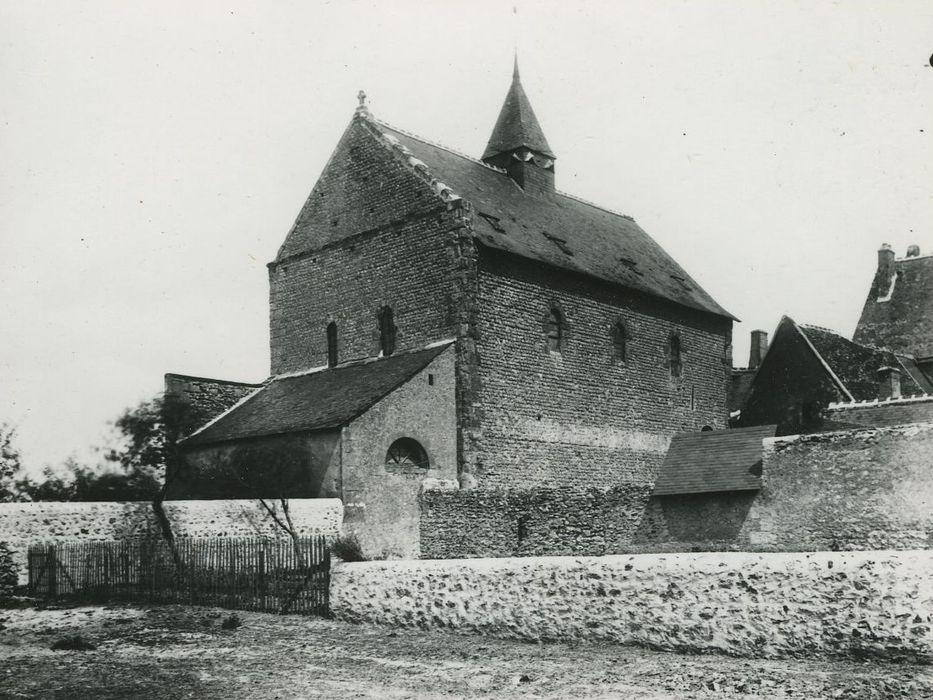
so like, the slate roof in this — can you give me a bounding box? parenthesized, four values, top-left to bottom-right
(653, 424, 777, 496)
(373, 120, 735, 320)
(797, 323, 932, 399)
(181, 344, 450, 448)
(482, 60, 555, 160)
(854, 253, 933, 359)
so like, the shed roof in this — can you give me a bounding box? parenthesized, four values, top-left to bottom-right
(181, 343, 450, 448)
(653, 424, 777, 496)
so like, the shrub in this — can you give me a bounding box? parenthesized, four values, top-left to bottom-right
(0, 543, 16, 598)
(51, 635, 96, 651)
(330, 533, 367, 562)
(221, 613, 242, 630)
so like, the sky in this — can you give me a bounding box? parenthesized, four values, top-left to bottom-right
(2, 1, 932, 473)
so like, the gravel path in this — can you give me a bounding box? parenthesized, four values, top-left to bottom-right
(0, 604, 931, 699)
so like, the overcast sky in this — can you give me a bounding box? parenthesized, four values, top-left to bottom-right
(2, 1, 932, 472)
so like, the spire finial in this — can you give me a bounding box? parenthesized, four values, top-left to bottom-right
(355, 89, 370, 118)
(513, 51, 520, 81)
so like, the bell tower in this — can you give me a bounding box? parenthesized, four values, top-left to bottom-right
(481, 58, 556, 196)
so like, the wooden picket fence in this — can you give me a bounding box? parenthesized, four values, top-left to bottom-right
(27, 536, 330, 616)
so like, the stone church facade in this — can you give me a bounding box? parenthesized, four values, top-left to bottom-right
(167, 64, 735, 556)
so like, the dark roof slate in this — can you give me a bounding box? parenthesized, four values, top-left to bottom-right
(376, 121, 734, 320)
(182, 344, 449, 447)
(482, 62, 555, 160)
(798, 323, 927, 400)
(654, 424, 777, 496)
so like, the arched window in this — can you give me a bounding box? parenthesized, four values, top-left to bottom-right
(611, 319, 627, 363)
(385, 438, 429, 471)
(378, 306, 396, 356)
(546, 305, 563, 352)
(669, 333, 682, 377)
(326, 321, 338, 368)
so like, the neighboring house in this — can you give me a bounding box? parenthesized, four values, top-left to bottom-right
(737, 316, 932, 434)
(734, 244, 933, 434)
(854, 243, 933, 378)
(166, 63, 735, 556)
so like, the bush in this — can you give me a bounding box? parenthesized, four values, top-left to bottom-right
(221, 613, 242, 630)
(330, 533, 367, 562)
(51, 635, 96, 651)
(0, 543, 16, 597)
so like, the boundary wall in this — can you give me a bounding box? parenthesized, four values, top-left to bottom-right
(331, 551, 933, 660)
(0, 499, 343, 585)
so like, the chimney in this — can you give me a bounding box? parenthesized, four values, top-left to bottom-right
(875, 243, 896, 299)
(907, 244, 920, 258)
(749, 330, 768, 369)
(877, 366, 902, 401)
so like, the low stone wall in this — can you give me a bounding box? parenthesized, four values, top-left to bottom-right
(0, 498, 343, 584)
(331, 551, 933, 660)
(419, 485, 652, 558)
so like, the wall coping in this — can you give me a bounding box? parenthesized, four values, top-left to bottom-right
(763, 420, 933, 448)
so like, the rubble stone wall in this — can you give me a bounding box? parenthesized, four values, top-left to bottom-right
(419, 485, 652, 559)
(331, 550, 933, 660)
(748, 422, 933, 550)
(0, 498, 342, 584)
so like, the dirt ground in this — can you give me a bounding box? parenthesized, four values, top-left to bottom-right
(0, 604, 930, 699)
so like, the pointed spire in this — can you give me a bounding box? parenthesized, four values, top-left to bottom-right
(482, 58, 555, 161)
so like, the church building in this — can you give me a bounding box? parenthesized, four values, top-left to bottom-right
(167, 63, 735, 557)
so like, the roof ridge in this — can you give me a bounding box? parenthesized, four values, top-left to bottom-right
(554, 189, 636, 223)
(896, 252, 933, 263)
(371, 117, 508, 175)
(375, 119, 642, 225)
(270, 341, 454, 382)
(798, 322, 842, 336)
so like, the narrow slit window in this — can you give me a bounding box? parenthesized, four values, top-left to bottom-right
(378, 306, 397, 356)
(326, 321, 338, 368)
(546, 306, 563, 352)
(669, 334, 683, 377)
(611, 319, 628, 363)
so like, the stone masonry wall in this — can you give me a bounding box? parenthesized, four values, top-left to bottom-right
(269, 117, 467, 376)
(473, 249, 732, 489)
(0, 498, 342, 584)
(342, 347, 458, 560)
(330, 551, 933, 660)
(419, 485, 651, 559)
(747, 422, 933, 551)
(421, 421, 933, 557)
(164, 374, 262, 436)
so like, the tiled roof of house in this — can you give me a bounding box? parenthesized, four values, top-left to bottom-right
(797, 323, 931, 399)
(653, 424, 777, 496)
(181, 343, 450, 448)
(854, 252, 933, 358)
(372, 120, 734, 320)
